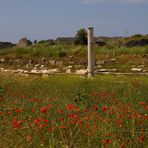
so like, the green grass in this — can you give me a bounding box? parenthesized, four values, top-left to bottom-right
(0, 74, 148, 147)
(0, 74, 148, 100)
(0, 44, 148, 60)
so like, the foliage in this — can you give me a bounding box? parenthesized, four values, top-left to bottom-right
(119, 34, 148, 47)
(74, 28, 87, 45)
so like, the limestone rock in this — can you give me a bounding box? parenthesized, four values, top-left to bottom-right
(131, 68, 143, 72)
(0, 58, 5, 62)
(28, 59, 34, 65)
(41, 70, 48, 74)
(56, 61, 63, 66)
(40, 65, 45, 69)
(138, 65, 145, 68)
(30, 70, 41, 74)
(97, 69, 107, 72)
(49, 60, 56, 65)
(76, 69, 87, 75)
(110, 58, 116, 62)
(3, 69, 12, 73)
(41, 57, 46, 64)
(33, 67, 37, 70)
(0, 68, 4, 72)
(26, 64, 30, 68)
(24, 70, 29, 73)
(16, 69, 24, 73)
(97, 65, 102, 68)
(66, 69, 72, 74)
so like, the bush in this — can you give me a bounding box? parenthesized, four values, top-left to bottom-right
(59, 51, 67, 58)
(74, 28, 87, 45)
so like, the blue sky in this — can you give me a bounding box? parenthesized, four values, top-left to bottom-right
(0, 0, 148, 43)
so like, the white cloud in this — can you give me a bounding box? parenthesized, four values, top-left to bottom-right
(81, 0, 148, 4)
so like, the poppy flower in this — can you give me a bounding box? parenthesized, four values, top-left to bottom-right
(34, 118, 40, 123)
(40, 106, 47, 114)
(140, 102, 146, 106)
(43, 119, 48, 123)
(13, 118, 21, 128)
(102, 106, 108, 112)
(103, 139, 112, 144)
(94, 105, 98, 111)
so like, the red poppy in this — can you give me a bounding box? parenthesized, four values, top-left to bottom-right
(32, 109, 35, 113)
(57, 109, 63, 114)
(43, 119, 48, 123)
(34, 118, 40, 123)
(103, 139, 112, 144)
(94, 105, 98, 111)
(15, 108, 24, 113)
(40, 106, 47, 113)
(139, 135, 145, 143)
(59, 124, 67, 129)
(68, 114, 78, 119)
(140, 102, 146, 106)
(102, 106, 108, 112)
(48, 127, 55, 132)
(67, 104, 74, 110)
(13, 118, 21, 128)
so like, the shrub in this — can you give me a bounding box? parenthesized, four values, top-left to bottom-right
(59, 51, 67, 58)
(74, 28, 87, 45)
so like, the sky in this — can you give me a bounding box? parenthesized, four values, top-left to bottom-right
(0, 0, 148, 43)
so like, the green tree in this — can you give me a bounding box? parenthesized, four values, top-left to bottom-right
(74, 28, 87, 45)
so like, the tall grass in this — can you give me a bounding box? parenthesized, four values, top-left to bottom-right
(0, 44, 148, 59)
(0, 74, 147, 104)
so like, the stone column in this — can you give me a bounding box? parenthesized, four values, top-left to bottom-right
(88, 27, 94, 77)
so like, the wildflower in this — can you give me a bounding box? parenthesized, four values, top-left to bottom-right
(34, 118, 40, 123)
(139, 135, 145, 143)
(68, 114, 78, 119)
(59, 124, 67, 129)
(121, 143, 125, 148)
(41, 123, 47, 127)
(33, 99, 40, 103)
(15, 108, 24, 113)
(57, 109, 63, 114)
(133, 113, 138, 118)
(13, 118, 21, 128)
(58, 117, 64, 121)
(48, 127, 55, 132)
(32, 109, 35, 113)
(67, 104, 74, 110)
(40, 106, 47, 114)
(117, 123, 122, 127)
(42, 119, 48, 123)
(94, 105, 98, 111)
(140, 102, 146, 107)
(102, 106, 108, 112)
(7, 111, 11, 115)
(103, 139, 112, 144)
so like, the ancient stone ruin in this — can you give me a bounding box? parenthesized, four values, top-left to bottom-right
(17, 37, 32, 47)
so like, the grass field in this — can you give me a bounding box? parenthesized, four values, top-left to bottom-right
(0, 74, 148, 147)
(0, 44, 148, 59)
